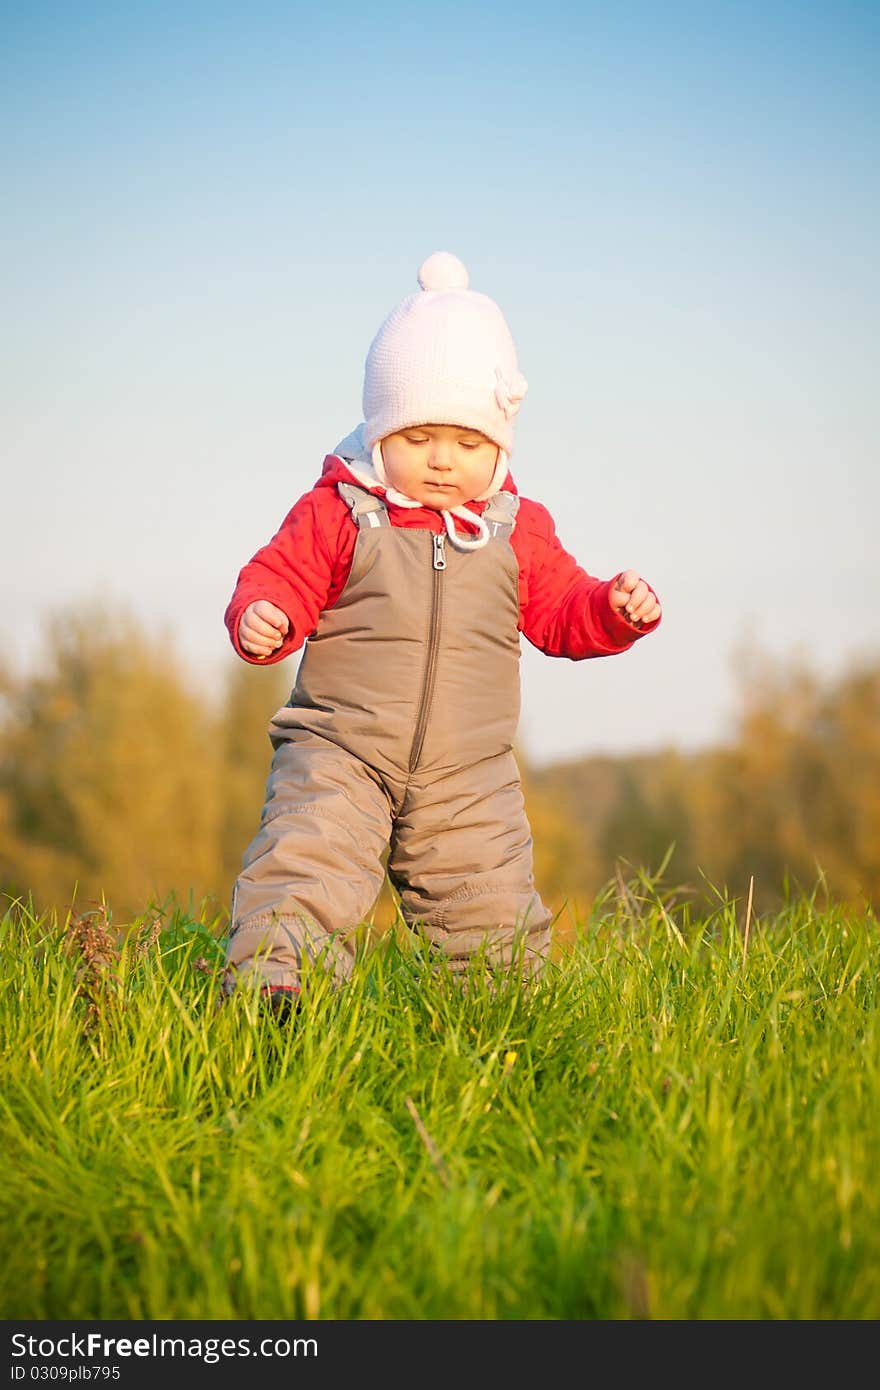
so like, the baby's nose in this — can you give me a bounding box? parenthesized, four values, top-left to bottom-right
(428, 443, 454, 470)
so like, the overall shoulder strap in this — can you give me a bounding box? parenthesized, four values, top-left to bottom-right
(336, 481, 390, 529)
(482, 490, 520, 541)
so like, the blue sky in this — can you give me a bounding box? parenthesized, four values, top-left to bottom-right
(3, 0, 878, 765)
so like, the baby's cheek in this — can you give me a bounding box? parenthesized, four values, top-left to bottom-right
(480, 454, 500, 492)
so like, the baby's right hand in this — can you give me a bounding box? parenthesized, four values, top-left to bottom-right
(238, 600, 290, 659)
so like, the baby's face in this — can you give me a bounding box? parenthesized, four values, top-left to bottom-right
(380, 425, 498, 508)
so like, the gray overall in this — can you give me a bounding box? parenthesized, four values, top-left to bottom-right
(225, 482, 552, 991)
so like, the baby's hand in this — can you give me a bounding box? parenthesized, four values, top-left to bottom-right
(609, 570, 661, 629)
(239, 600, 290, 658)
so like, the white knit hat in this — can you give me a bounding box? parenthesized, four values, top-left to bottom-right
(362, 251, 528, 458)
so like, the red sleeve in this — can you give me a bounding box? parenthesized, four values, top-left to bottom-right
(511, 498, 661, 659)
(224, 486, 355, 665)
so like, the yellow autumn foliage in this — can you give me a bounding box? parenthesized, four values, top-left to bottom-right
(1, 604, 878, 923)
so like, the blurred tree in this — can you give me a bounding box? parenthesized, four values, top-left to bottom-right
(2, 606, 877, 923)
(533, 652, 880, 913)
(709, 653, 880, 905)
(0, 605, 226, 922)
(529, 750, 693, 913)
(519, 750, 596, 937)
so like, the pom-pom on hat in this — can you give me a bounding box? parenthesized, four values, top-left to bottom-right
(362, 252, 528, 458)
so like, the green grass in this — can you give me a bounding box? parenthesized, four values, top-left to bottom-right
(1, 876, 878, 1320)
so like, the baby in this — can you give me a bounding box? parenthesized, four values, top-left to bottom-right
(223, 252, 661, 1009)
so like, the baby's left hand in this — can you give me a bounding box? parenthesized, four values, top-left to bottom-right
(610, 570, 661, 628)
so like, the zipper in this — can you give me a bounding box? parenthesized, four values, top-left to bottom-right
(409, 533, 446, 772)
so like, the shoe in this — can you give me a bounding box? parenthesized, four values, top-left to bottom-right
(259, 984, 300, 1022)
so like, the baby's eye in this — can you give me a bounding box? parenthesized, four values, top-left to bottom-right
(404, 434, 429, 445)
(458, 439, 481, 450)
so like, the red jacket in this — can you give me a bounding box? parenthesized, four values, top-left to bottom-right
(225, 455, 659, 665)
